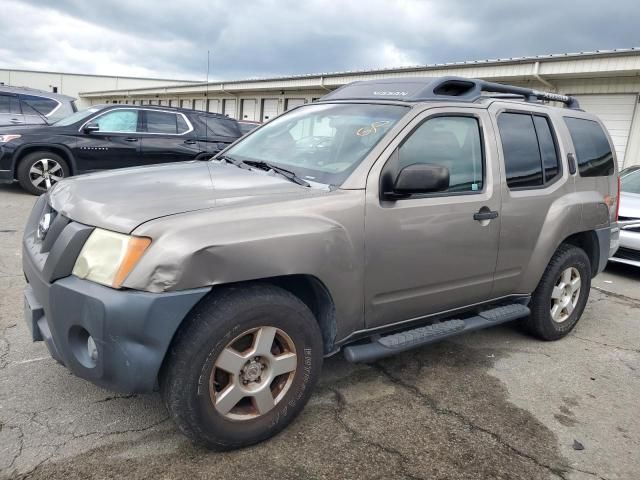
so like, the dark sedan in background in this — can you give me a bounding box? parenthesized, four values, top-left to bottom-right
(0, 104, 243, 194)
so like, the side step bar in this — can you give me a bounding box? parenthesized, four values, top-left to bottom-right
(343, 304, 530, 363)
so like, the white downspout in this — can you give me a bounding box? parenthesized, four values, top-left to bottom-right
(533, 61, 556, 91)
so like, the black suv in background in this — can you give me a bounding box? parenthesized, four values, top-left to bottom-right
(0, 86, 77, 127)
(0, 104, 243, 194)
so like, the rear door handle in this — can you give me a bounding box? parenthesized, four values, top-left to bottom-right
(473, 210, 499, 221)
(124, 137, 138, 142)
(10, 118, 23, 124)
(184, 139, 197, 145)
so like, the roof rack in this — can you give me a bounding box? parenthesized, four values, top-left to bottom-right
(319, 76, 581, 109)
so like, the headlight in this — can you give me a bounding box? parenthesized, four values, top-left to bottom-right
(0, 134, 21, 144)
(72, 228, 151, 289)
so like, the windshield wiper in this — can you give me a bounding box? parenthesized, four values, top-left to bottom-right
(242, 160, 311, 187)
(216, 154, 250, 169)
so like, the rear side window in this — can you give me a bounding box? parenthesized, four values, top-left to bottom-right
(20, 95, 59, 115)
(498, 112, 560, 189)
(198, 115, 241, 137)
(564, 117, 614, 177)
(0, 94, 21, 114)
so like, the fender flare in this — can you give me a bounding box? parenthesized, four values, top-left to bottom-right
(12, 143, 78, 177)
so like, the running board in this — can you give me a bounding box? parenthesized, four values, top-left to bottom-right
(343, 304, 530, 363)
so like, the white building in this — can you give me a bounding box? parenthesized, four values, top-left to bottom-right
(79, 48, 640, 168)
(0, 68, 198, 107)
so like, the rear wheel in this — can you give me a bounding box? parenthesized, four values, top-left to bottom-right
(17, 151, 70, 195)
(161, 284, 323, 450)
(525, 244, 591, 340)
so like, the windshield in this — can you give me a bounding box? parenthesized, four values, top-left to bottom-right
(621, 170, 640, 194)
(53, 105, 104, 126)
(224, 103, 408, 185)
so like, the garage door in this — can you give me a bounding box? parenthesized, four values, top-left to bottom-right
(572, 94, 637, 166)
(181, 99, 193, 109)
(241, 99, 258, 121)
(262, 99, 279, 121)
(194, 99, 206, 111)
(285, 98, 305, 110)
(208, 99, 220, 113)
(223, 99, 237, 118)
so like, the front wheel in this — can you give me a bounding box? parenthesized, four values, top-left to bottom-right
(161, 284, 323, 450)
(17, 151, 70, 195)
(525, 244, 591, 340)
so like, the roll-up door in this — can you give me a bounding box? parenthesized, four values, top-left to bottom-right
(241, 99, 258, 121)
(262, 99, 279, 121)
(285, 98, 305, 110)
(223, 99, 237, 118)
(572, 94, 637, 166)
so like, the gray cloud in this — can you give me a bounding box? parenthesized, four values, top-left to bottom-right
(1, 0, 638, 81)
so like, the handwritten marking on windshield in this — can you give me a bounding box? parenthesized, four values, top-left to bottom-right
(356, 121, 391, 136)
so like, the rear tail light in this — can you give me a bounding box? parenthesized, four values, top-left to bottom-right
(615, 175, 621, 222)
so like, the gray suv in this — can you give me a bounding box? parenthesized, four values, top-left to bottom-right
(0, 86, 76, 127)
(22, 76, 620, 450)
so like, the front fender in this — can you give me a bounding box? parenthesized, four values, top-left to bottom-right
(124, 191, 366, 336)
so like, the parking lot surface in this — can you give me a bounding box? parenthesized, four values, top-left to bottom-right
(1, 182, 638, 480)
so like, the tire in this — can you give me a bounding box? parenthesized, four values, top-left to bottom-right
(17, 151, 70, 195)
(525, 244, 591, 341)
(160, 284, 323, 450)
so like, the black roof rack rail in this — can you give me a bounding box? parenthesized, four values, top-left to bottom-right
(319, 76, 581, 109)
(476, 79, 580, 109)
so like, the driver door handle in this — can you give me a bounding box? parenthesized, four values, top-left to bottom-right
(473, 210, 499, 221)
(124, 137, 138, 142)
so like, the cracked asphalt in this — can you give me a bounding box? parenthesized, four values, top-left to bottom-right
(1, 182, 639, 480)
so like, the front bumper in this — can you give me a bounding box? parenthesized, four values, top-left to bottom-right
(0, 145, 15, 182)
(22, 195, 210, 393)
(23, 274, 209, 393)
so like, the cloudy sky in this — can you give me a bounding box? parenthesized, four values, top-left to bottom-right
(1, 0, 638, 81)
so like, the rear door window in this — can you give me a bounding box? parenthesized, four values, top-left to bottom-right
(498, 112, 561, 189)
(145, 111, 180, 134)
(498, 113, 543, 188)
(0, 94, 21, 114)
(564, 117, 614, 177)
(533, 116, 560, 182)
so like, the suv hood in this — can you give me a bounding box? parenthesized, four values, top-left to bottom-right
(49, 161, 321, 233)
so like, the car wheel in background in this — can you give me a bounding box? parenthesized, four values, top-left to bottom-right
(17, 151, 70, 195)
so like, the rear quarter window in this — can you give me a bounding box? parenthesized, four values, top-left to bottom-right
(199, 115, 241, 137)
(564, 117, 614, 177)
(20, 95, 59, 116)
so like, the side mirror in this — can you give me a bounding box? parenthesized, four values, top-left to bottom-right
(84, 122, 100, 133)
(388, 163, 449, 197)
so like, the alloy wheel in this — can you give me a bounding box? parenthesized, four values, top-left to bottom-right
(29, 158, 64, 190)
(210, 326, 297, 421)
(550, 266, 581, 323)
